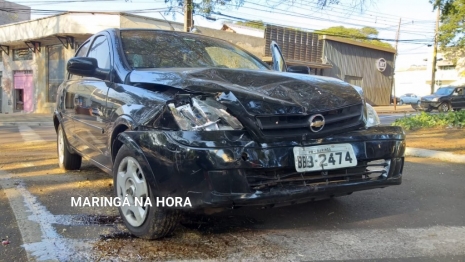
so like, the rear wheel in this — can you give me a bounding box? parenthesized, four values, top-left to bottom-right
(399, 100, 404, 105)
(57, 124, 82, 170)
(439, 102, 451, 112)
(114, 144, 181, 239)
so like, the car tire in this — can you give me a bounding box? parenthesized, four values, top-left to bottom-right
(399, 100, 403, 105)
(57, 124, 82, 170)
(425, 108, 432, 113)
(439, 102, 451, 112)
(113, 144, 181, 239)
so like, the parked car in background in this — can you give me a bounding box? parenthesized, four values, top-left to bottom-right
(399, 93, 421, 105)
(390, 95, 401, 105)
(419, 86, 465, 112)
(53, 28, 405, 239)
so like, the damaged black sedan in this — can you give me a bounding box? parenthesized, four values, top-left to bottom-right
(53, 29, 405, 239)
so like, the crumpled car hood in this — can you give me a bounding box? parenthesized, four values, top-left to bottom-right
(128, 68, 362, 116)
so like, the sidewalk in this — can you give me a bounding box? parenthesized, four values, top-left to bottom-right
(0, 112, 53, 126)
(373, 105, 416, 114)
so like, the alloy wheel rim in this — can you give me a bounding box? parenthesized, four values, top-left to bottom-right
(116, 156, 149, 227)
(58, 129, 64, 165)
(442, 104, 448, 111)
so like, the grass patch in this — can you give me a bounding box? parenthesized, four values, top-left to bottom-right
(392, 111, 465, 130)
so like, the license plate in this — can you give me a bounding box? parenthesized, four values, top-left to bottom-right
(293, 143, 357, 172)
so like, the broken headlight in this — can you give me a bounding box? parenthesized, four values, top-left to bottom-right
(168, 97, 243, 131)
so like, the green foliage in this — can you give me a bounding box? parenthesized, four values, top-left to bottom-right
(392, 111, 465, 130)
(236, 20, 266, 30)
(314, 26, 394, 49)
(431, 0, 465, 48)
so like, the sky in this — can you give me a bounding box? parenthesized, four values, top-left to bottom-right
(7, 0, 437, 70)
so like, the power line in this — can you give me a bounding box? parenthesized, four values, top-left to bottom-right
(210, 11, 434, 45)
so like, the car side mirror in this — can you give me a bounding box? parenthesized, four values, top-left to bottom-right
(287, 65, 311, 74)
(67, 57, 109, 80)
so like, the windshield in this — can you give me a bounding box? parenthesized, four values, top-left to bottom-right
(434, 87, 455, 96)
(120, 30, 269, 70)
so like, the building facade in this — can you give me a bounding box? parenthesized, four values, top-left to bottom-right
(321, 36, 395, 105)
(395, 51, 462, 97)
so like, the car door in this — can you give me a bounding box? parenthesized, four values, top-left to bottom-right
(458, 87, 465, 108)
(270, 41, 287, 72)
(449, 87, 465, 108)
(60, 40, 91, 147)
(73, 34, 113, 169)
(405, 94, 413, 104)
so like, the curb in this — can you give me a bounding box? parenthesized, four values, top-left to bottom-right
(0, 122, 54, 127)
(405, 147, 465, 163)
(376, 110, 417, 114)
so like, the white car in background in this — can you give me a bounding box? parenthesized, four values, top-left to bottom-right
(399, 93, 421, 105)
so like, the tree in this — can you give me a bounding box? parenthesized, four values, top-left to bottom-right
(314, 26, 394, 49)
(430, 0, 465, 76)
(431, 0, 465, 48)
(235, 20, 266, 30)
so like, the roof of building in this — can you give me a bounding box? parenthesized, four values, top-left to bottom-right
(320, 35, 396, 54)
(221, 23, 264, 38)
(0, 12, 181, 48)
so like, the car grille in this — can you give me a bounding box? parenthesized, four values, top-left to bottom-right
(246, 159, 390, 191)
(255, 103, 364, 138)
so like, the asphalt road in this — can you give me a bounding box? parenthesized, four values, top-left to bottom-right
(1, 124, 465, 261)
(379, 112, 419, 126)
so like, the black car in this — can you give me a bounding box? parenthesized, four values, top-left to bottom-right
(53, 29, 405, 239)
(419, 86, 465, 112)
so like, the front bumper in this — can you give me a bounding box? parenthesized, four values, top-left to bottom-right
(120, 126, 405, 209)
(417, 101, 440, 110)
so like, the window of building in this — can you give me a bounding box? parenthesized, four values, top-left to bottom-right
(439, 65, 455, 70)
(13, 48, 33, 61)
(87, 36, 110, 69)
(47, 45, 66, 102)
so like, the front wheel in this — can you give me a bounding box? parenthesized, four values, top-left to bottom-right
(398, 100, 404, 105)
(113, 144, 181, 239)
(57, 124, 82, 170)
(439, 102, 451, 112)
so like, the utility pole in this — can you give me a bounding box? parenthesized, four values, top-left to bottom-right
(184, 0, 193, 32)
(392, 17, 401, 110)
(430, 7, 440, 94)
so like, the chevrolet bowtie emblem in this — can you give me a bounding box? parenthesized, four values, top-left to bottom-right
(309, 114, 325, 132)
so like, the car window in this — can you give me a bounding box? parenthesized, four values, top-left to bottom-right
(435, 87, 455, 96)
(75, 41, 90, 57)
(87, 36, 111, 69)
(205, 47, 262, 69)
(120, 30, 268, 70)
